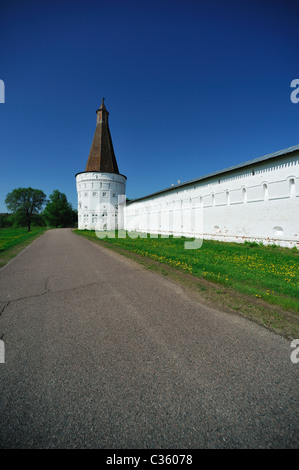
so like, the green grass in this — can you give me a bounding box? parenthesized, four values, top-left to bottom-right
(0, 227, 47, 267)
(74, 230, 299, 314)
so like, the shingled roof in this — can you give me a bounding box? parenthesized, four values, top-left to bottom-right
(85, 99, 120, 174)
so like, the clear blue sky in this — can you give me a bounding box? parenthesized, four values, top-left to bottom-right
(0, 0, 298, 212)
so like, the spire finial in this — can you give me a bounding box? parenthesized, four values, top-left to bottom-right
(100, 97, 106, 110)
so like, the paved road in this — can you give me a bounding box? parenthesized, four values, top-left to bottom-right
(0, 228, 298, 448)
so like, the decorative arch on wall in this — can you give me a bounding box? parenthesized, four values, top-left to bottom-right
(289, 177, 296, 198)
(262, 183, 268, 200)
(226, 190, 230, 205)
(273, 226, 283, 236)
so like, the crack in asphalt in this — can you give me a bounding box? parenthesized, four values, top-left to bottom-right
(0, 280, 100, 317)
(0, 301, 10, 316)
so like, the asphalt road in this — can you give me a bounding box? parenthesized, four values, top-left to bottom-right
(0, 228, 298, 449)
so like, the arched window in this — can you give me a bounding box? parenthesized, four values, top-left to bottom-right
(242, 187, 247, 203)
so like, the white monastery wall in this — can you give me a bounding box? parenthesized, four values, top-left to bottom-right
(124, 151, 299, 247)
(76, 172, 126, 230)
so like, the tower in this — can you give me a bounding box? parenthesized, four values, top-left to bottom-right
(75, 99, 127, 230)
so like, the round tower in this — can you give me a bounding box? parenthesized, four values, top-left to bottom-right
(75, 99, 127, 230)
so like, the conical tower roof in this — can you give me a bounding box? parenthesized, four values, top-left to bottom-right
(85, 98, 119, 174)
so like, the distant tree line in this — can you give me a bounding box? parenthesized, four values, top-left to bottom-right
(1, 188, 77, 231)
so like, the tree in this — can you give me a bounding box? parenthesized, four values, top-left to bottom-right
(0, 213, 13, 228)
(43, 190, 76, 228)
(5, 187, 47, 232)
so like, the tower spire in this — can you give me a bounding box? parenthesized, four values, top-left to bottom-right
(85, 99, 119, 174)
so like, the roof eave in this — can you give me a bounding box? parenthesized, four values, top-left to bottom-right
(127, 144, 299, 204)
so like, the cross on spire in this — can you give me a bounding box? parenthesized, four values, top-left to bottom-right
(100, 97, 107, 110)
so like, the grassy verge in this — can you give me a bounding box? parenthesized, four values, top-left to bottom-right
(73, 230, 299, 339)
(0, 227, 47, 268)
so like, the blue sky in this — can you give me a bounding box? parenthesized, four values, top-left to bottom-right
(0, 0, 298, 212)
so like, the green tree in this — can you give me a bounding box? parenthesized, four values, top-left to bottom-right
(0, 213, 13, 228)
(43, 190, 76, 228)
(5, 187, 47, 232)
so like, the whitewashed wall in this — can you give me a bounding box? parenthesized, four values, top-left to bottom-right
(76, 172, 126, 230)
(124, 151, 299, 248)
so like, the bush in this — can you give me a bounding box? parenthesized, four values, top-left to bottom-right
(244, 240, 259, 248)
